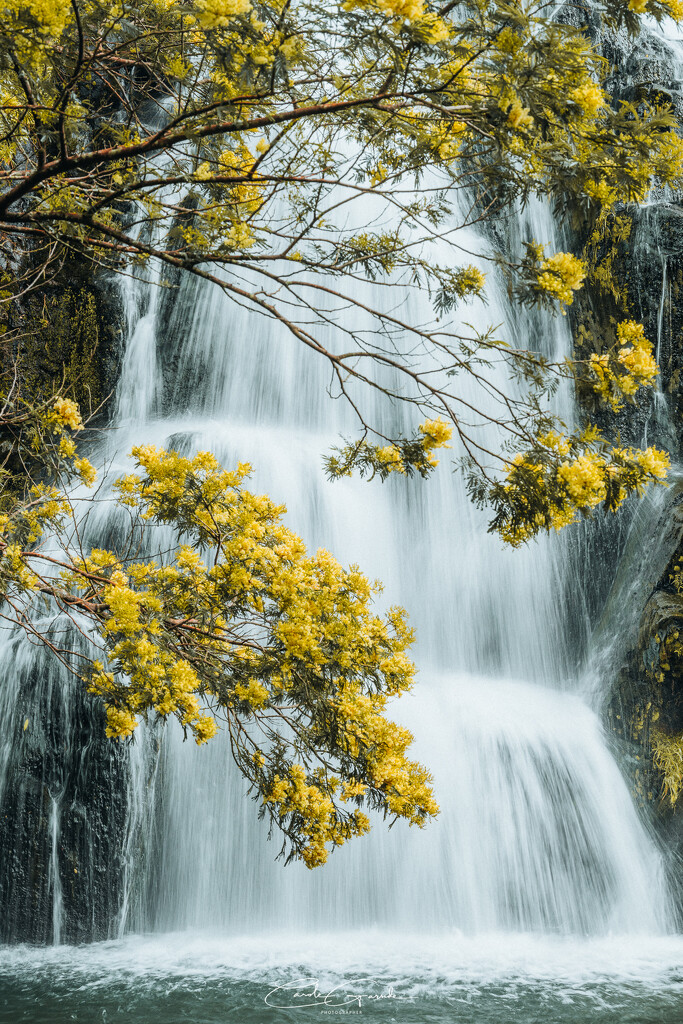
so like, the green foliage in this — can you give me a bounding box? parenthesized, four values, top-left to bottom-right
(0, 431, 438, 868)
(325, 418, 453, 481)
(652, 727, 683, 805)
(0, 0, 682, 861)
(478, 427, 668, 546)
(0, 1, 680, 546)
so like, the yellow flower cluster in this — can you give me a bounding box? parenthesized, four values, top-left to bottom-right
(569, 81, 604, 117)
(66, 445, 434, 863)
(0, 482, 71, 554)
(341, 780, 367, 800)
(419, 417, 452, 449)
(52, 397, 83, 431)
(452, 266, 486, 297)
(218, 144, 265, 213)
(557, 454, 606, 508)
(265, 764, 371, 867)
(87, 568, 218, 743)
(506, 98, 534, 130)
(362, 0, 425, 20)
(496, 27, 522, 55)
(617, 320, 658, 390)
(328, 417, 454, 482)
(334, 684, 438, 823)
(535, 252, 586, 307)
(223, 223, 255, 249)
(417, 417, 453, 468)
(25, 484, 71, 542)
(380, 0, 424, 18)
(74, 456, 97, 487)
(0, 541, 40, 591)
(344, 0, 449, 40)
(497, 435, 670, 545)
(195, 0, 251, 31)
(59, 437, 76, 458)
(417, 12, 450, 43)
(588, 353, 620, 410)
(375, 445, 406, 474)
(626, 0, 683, 11)
(536, 430, 571, 456)
(6, 0, 72, 37)
(584, 178, 618, 209)
(102, 706, 138, 741)
(234, 678, 270, 708)
(262, 669, 437, 864)
(584, 320, 658, 411)
(651, 728, 683, 805)
(630, 445, 669, 478)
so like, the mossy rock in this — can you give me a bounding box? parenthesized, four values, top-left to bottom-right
(19, 288, 102, 415)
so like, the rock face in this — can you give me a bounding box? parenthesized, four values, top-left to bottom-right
(560, 15, 683, 910)
(0, 638, 129, 944)
(570, 18, 683, 441)
(605, 529, 683, 913)
(591, 160, 683, 893)
(0, 265, 129, 945)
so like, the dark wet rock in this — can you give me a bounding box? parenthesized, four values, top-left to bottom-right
(0, 639, 128, 944)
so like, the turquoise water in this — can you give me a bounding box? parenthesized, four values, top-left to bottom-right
(2, 932, 683, 1023)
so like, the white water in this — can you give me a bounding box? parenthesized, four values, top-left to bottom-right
(63, 188, 666, 944)
(0, 158, 674, 962)
(5, 929, 683, 998)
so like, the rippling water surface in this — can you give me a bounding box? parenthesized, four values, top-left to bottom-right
(2, 932, 683, 1023)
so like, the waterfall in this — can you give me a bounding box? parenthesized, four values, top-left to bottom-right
(0, 131, 676, 953)
(57, 189, 663, 942)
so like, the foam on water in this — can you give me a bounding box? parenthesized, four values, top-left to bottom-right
(3, 930, 683, 999)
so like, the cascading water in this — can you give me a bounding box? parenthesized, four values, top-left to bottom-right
(58, 188, 661, 944)
(4, 43, 683, 1024)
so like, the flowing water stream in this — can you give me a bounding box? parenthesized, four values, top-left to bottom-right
(3, 64, 683, 1024)
(96, 193, 665, 937)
